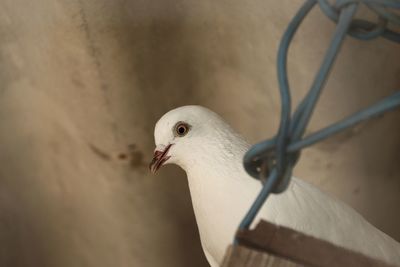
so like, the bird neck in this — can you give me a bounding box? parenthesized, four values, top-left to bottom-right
(181, 133, 260, 264)
(184, 131, 250, 180)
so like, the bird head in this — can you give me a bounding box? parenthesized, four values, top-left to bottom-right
(149, 105, 240, 174)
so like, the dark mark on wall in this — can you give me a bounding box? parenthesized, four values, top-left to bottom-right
(353, 187, 361, 195)
(88, 143, 111, 161)
(88, 143, 146, 169)
(126, 144, 146, 169)
(77, 0, 119, 140)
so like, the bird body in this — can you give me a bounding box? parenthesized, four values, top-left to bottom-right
(151, 105, 400, 267)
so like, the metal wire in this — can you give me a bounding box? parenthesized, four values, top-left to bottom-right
(238, 0, 400, 232)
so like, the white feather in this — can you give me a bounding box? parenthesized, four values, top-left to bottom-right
(153, 105, 400, 267)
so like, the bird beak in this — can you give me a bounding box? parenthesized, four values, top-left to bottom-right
(149, 144, 172, 174)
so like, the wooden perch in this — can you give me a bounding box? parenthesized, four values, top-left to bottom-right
(222, 245, 304, 267)
(222, 220, 397, 267)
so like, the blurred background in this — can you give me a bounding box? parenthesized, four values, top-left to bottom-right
(0, 0, 399, 266)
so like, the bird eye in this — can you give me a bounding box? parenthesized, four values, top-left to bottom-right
(174, 122, 190, 137)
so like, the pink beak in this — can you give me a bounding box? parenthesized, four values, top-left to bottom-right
(149, 144, 172, 174)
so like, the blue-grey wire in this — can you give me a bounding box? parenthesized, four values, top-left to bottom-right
(238, 0, 400, 235)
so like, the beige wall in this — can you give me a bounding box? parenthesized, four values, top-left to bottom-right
(0, 0, 399, 266)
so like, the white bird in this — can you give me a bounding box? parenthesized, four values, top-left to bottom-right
(150, 105, 400, 267)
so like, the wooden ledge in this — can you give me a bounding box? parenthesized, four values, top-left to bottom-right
(222, 220, 397, 267)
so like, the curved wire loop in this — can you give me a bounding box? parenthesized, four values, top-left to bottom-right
(238, 0, 400, 233)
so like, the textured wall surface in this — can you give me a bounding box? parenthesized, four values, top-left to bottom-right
(0, 0, 399, 266)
